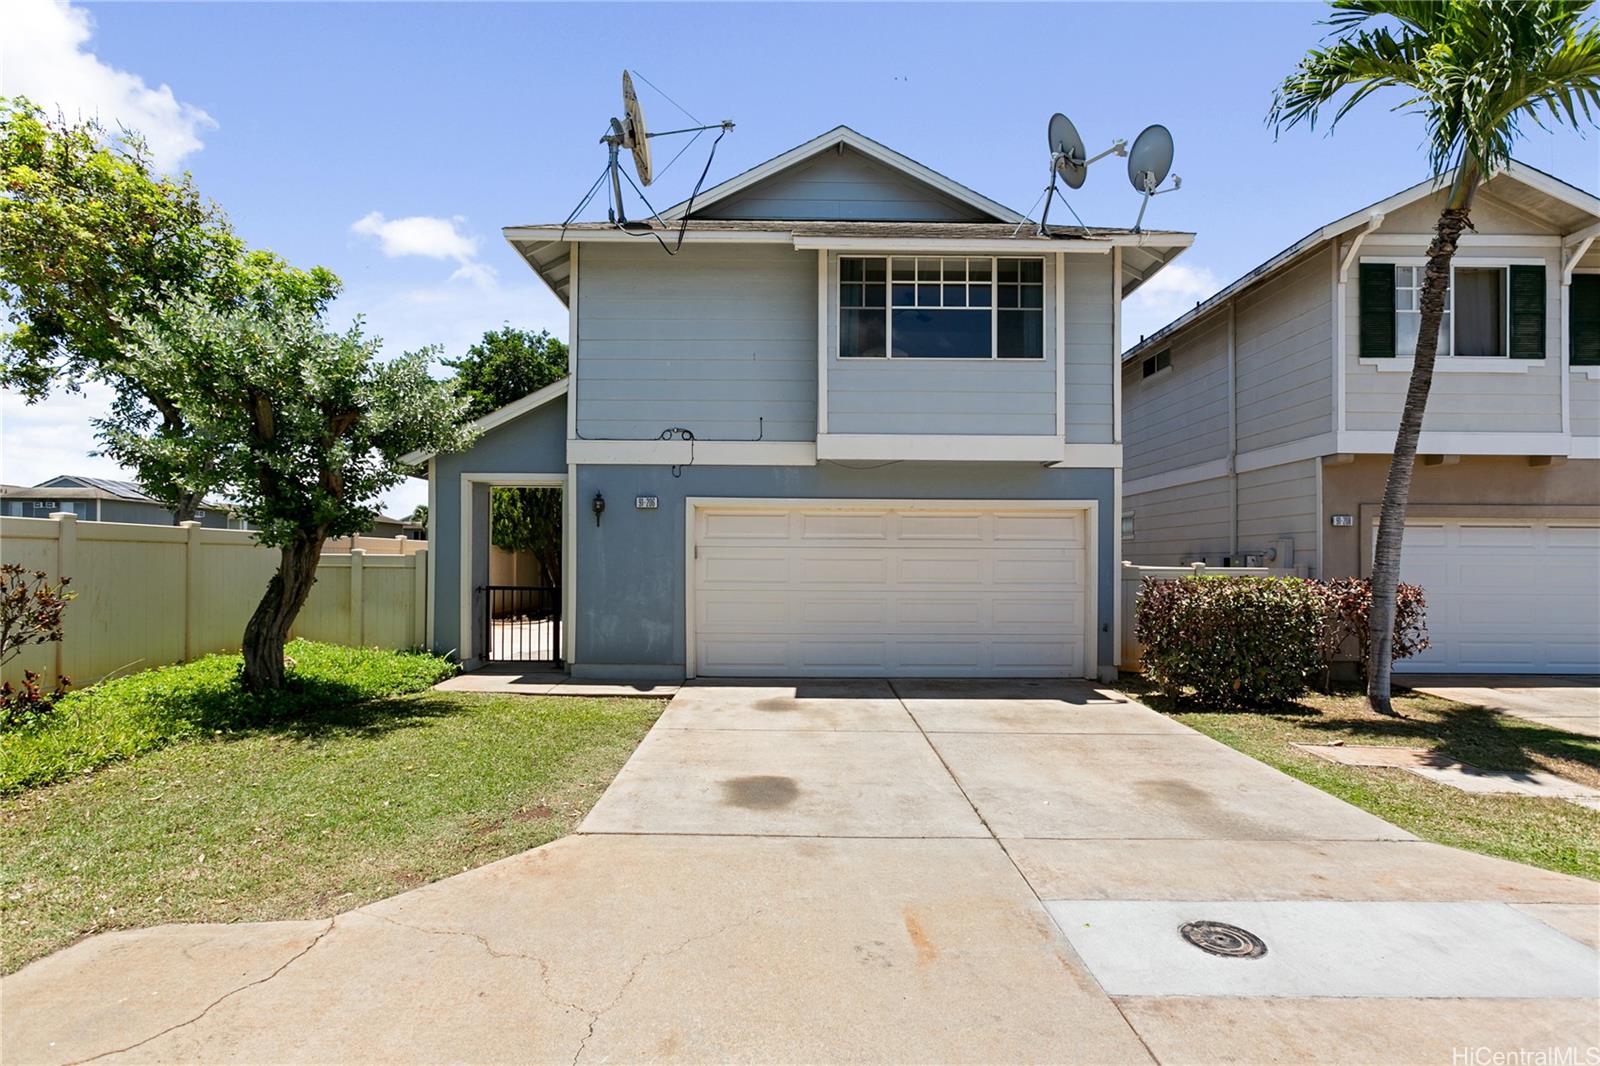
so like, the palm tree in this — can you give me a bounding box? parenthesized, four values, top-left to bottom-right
(1270, 0, 1600, 714)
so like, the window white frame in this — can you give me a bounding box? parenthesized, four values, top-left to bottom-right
(1361, 255, 1548, 365)
(838, 254, 1045, 360)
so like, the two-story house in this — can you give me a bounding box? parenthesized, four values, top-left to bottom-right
(1121, 163, 1600, 675)
(409, 127, 1192, 681)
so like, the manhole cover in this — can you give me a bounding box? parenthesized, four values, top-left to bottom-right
(1179, 920, 1267, 959)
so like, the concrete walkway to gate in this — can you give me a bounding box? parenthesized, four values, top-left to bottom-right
(4, 679, 1597, 1064)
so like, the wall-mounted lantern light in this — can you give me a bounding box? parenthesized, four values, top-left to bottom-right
(592, 492, 606, 527)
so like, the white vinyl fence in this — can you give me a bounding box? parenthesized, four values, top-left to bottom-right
(2, 514, 428, 688)
(1119, 561, 1308, 670)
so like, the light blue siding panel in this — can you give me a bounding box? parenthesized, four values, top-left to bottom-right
(573, 463, 1117, 677)
(1064, 254, 1116, 444)
(703, 147, 992, 222)
(577, 242, 818, 441)
(824, 252, 1061, 436)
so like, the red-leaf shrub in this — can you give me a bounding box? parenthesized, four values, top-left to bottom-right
(1135, 575, 1328, 707)
(0, 564, 76, 729)
(1314, 578, 1429, 676)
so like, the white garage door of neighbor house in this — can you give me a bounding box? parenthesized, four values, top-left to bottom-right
(1392, 518, 1600, 675)
(691, 504, 1090, 677)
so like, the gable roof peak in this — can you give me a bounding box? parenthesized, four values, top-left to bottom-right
(661, 124, 1024, 225)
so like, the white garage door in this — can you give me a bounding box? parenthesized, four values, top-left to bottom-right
(1393, 518, 1600, 674)
(691, 503, 1090, 677)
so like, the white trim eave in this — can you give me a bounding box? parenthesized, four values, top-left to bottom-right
(1124, 457, 1232, 498)
(658, 126, 1026, 224)
(814, 434, 1120, 466)
(504, 226, 791, 245)
(568, 439, 817, 466)
(1123, 159, 1600, 364)
(792, 234, 1192, 255)
(401, 379, 570, 465)
(1336, 430, 1574, 456)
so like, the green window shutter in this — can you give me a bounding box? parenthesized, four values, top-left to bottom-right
(1358, 263, 1396, 358)
(1571, 274, 1600, 367)
(1508, 264, 1546, 359)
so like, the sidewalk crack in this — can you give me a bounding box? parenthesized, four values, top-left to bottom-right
(68, 919, 336, 1064)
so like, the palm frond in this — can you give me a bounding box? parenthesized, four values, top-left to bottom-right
(1270, 0, 1600, 185)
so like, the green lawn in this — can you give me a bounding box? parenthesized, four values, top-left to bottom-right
(2, 640, 459, 793)
(1, 649, 663, 973)
(1121, 677, 1600, 881)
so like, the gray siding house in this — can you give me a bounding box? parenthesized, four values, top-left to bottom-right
(1121, 163, 1600, 675)
(410, 127, 1192, 680)
(0, 476, 236, 527)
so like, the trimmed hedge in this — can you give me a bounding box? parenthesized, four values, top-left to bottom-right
(1137, 575, 1327, 706)
(1135, 574, 1431, 706)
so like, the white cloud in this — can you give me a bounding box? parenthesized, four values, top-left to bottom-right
(350, 212, 496, 287)
(3, 0, 215, 172)
(1122, 262, 1224, 349)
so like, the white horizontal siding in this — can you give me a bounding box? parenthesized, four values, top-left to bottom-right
(1124, 476, 1232, 565)
(1234, 252, 1333, 452)
(1237, 459, 1319, 574)
(1122, 316, 1230, 480)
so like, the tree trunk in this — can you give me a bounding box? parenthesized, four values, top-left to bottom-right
(172, 489, 204, 525)
(240, 531, 327, 691)
(1366, 193, 1474, 715)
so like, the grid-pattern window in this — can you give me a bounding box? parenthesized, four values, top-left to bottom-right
(839, 256, 1044, 359)
(1396, 265, 1453, 359)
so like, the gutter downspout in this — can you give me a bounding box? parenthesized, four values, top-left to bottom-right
(1227, 300, 1238, 561)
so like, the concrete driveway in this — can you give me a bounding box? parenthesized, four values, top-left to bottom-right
(1405, 675, 1600, 738)
(5, 679, 1597, 1065)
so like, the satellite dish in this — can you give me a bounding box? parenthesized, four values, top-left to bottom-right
(621, 70, 653, 186)
(583, 70, 735, 232)
(1048, 112, 1087, 190)
(1023, 113, 1126, 236)
(1127, 124, 1174, 193)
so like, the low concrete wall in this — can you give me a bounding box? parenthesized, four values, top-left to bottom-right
(2, 514, 428, 687)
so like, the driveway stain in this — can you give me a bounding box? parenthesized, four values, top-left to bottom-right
(751, 697, 800, 713)
(903, 909, 939, 965)
(720, 775, 800, 809)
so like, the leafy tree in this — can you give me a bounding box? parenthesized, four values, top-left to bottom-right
(408, 504, 428, 526)
(101, 287, 474, 691)
(445, 327, 568, 587)
(1270, 0, 1600, 714)
(444, 326, 568, 420)
(0, 98, 339, 521)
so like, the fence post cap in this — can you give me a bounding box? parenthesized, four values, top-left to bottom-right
(350, 546, 366, 556)
(1191, 561, 1206, 572)
(179, 520, 202, 529)
(49, 511, 78, 521)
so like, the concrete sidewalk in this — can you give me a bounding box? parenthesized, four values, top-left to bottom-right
(4, 679, 1597, 1064)
(1406, 674, 1600, 738)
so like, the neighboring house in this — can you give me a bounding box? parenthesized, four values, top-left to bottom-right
(0, 476, 238, 528)
(1, 475, 411, 540)
(1121, 163, 1600, 675)
(408, 126, 1192, 680)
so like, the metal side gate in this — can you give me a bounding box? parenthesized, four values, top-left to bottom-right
(480, 585, 562, 665)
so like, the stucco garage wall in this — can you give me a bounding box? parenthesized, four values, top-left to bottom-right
(572, 463, 1117, 679)
(1319, 454, 1600, 579)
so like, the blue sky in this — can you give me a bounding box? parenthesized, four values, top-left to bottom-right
(5, 1, 1597, 516)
